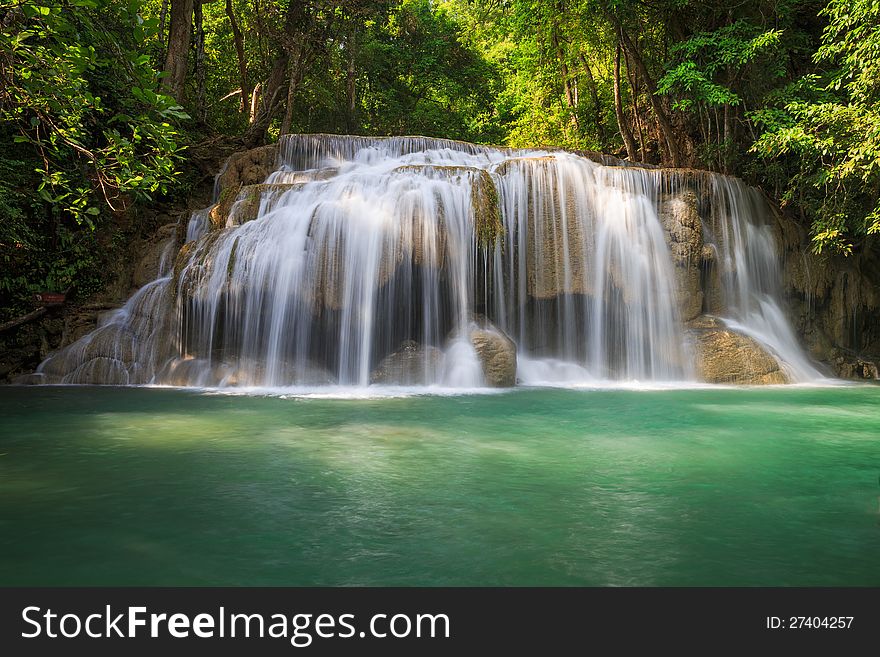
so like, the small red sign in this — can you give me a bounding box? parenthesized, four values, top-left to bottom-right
(35, 292, 66, 306)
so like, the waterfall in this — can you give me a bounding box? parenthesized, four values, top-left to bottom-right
(33, 134, 825, 388)
(702, 176, 827, 381)
(492, 156, 685, 382)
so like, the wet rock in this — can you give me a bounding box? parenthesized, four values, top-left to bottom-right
(11, 373, 58, 385)
(62, 357, 131, 385)
(469, 324, 517, 387)
(831, 354, 879, 380)
(370, 340, 443, 385)
(660, 190, 704, 322)
(158, 358, 229, 386)
(687, 316, 788, 384)
(133, 223, 178, 287)
(393, 165, 503, 247)
(774, 206, 880, 376)
(226, 184, 301, 227)
(207, 144, 280, 232)
(700, 244, 725, 315)
(496, 157, 593, 300)
(159, 357, 336, 387)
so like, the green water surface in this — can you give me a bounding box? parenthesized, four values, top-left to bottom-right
(1, 385, 878, 586)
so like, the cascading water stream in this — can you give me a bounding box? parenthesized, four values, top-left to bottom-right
(702, 176, 827, 381)
(34, 134, 825, 388)
(492, 157, 686, 383)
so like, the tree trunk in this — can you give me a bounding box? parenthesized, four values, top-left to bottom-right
(613, 44, 637, 161)
(162, 0, 194, 103)
(244, 0, 330, 144)
(552, 27, 580, 134)
(194, 0, 206, 118)
(279, 51, 305, 137)
(250, 82, 261, 124)
(345, 30, 357, 132)
(226, 0, 250, 115)
(722, 103, 731, 172)
(158, 0, 169, 52)
(278, 0, 313, 136)
(579, 53, 606, 148)
(243, 55, 289, 147)
(0, 307, 46, 334)
(624, 50, 646, 161)
(616, 24, 683, 166)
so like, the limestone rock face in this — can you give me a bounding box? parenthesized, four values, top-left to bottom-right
(775, 208, 880, 376)
(226, 184, 300, 227)
(469, 324, 517, 387)
(370, 340, 443, 384)
(133, 223, 178, 288)
(660, 190, 704, 322)
(688, 316, 788, 384)
(215, 144, 279, 195)
(11, 373, 53, 385)
(393, 165, 504, 248)
(700, 244, 724, 315)
(208, 145, 280, 231)
(522, 160, 592, 301)
(32, 277, 173, 386)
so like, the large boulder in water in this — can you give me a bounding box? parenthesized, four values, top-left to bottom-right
(660, 190, 704, 322)
(370, 340, 443, 384)
(688, 316, 788, 384)
(469, 324, 517, 387)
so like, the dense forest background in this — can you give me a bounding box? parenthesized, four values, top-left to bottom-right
(1, 0, 879, 320)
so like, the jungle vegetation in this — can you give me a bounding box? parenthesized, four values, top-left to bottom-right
(1, 0, 878, 317)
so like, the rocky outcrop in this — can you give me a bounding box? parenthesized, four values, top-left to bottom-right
(1, 140, 228, 384)
(2, 210, 186, 384)
(25, 277, 174, 385)
(14, 135, 878, 387)
(215, 144, 279, 198)
(687, 316, 788, 384)
(225, 184, 300, 227)
(469, 324, 517, 387)
(133, 223, 178, 287)
(775, 208, 880, 377)
(700, 244, 724, 316)
(831, 355, 878, 380)
(495, 157, 594, 300)
(209, 144, 279, 231)
(370, 340, 443, 384)
(659, 190, 704, 322)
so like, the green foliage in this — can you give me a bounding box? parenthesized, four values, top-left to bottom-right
(0, 0, 187, 318)
(657, 21, 784, 111)
(751, 0, 880, 254)
(1, 0, 186, 225)
(441, 0, 619, 151)
(4, 0, 880, 329)
(354, 0, 501, 141)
